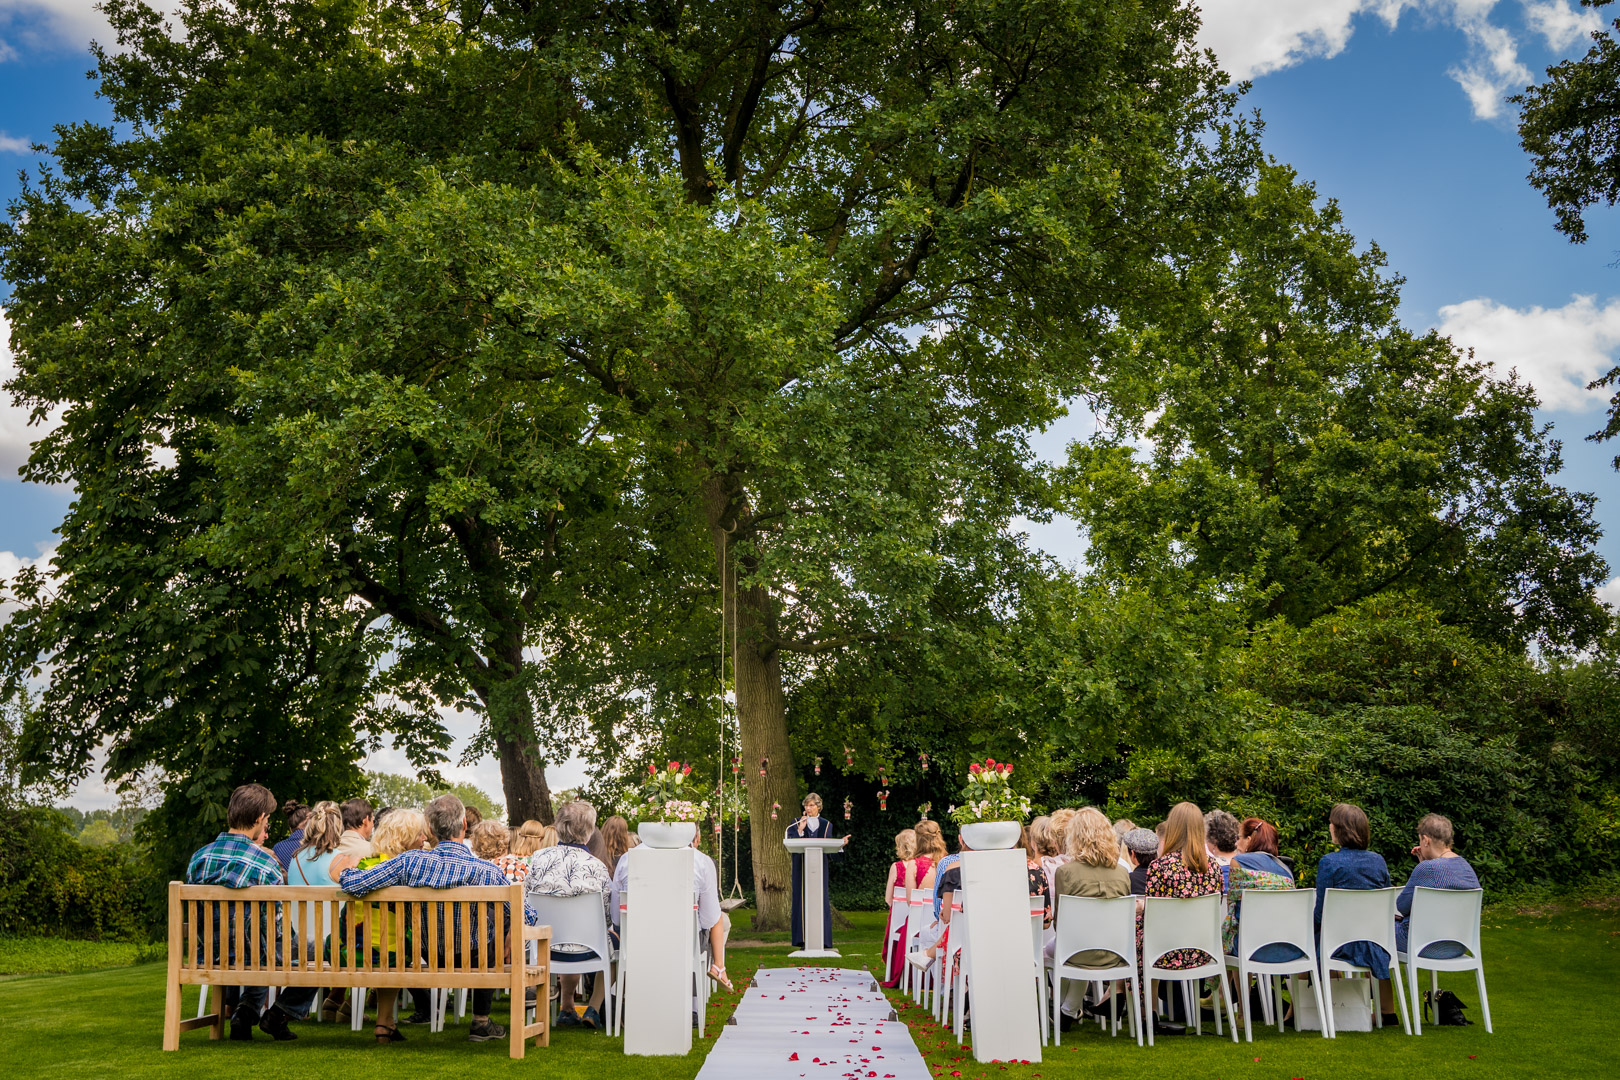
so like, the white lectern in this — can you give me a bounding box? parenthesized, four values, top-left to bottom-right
(959, 848, 1043, 1064)
(785, 836, 845, 958)
(622, 846, 696, 1055)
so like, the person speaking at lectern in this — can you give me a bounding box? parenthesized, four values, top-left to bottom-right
(786, 792, 850, 949)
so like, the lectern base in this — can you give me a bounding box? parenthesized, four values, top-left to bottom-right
(788, 948, 841, 958)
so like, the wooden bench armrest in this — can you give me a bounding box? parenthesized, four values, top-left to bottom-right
(524, 923, 552, 940)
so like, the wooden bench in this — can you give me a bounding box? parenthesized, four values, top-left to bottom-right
(163, 881, 551, 1058)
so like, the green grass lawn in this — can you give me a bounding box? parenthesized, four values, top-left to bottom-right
(2, 902, 1613, 1079)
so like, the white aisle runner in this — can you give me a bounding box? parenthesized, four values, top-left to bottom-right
(695, 966, 931, 1080)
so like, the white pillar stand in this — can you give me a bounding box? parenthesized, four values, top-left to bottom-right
(785, 837, 845, 958)
(623, 846, 696, 1056)
(959, 848, 1042, 1064)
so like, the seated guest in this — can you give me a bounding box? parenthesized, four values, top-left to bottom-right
(1396, 813, 1480, 958)
(1018, 824, 1055, 926)
(1204, 809, 1240, 887)
(1314, 802, 1394, 989)
(1140, 802, 1224, 1035)
(880, 829, 918, 987)
(537, 824, 559, 850)
(338, 797, 376, 861)
(500, 820, 546, 881)
(1223, 817, 1301, 961)
(469, 819, 511, 864)
(1053, 807, 1132, 1026)
(339, 794, 533, 1044)
(272, 800, 311, 872)
(600, 815, 634, 878)
(526, 799, 611, 1030)
(464, 805, 484, 831)
(1028, 816, 1060, 895)
(606, 824, 734, 997)
(912, 819, 946, 889)
(290, 802, 353, 887)
(1112, 818, 1137, 871)
(354, 809, 432, 1030)
(1047, 808, 1078, 870)
(1121, 828, 1159, 894)
(185, 783, 320, 1041)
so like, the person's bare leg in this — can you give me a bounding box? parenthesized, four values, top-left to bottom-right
(374, 989, 399, 1040)
(559, 974, 579, 1016)
(707, 913, 733, 991)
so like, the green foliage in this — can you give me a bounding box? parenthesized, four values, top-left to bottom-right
(364, 771, 503, 821)
(0, 807, 163, 941)
(0, 937, 166, 975)
(1108, 597, 1620, 891)
(1061, 164, 1611, 653)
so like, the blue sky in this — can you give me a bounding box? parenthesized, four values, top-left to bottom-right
(2, 2, 1618, 805)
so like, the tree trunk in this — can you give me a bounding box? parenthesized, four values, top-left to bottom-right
(477, 657, 556, 826)
(706, 475, 798, 931)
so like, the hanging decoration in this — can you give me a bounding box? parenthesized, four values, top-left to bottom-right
(759, 756, 769, 778)
(813, 755, 822, 776)
(877, 789, 890, 812)
(843, 795, 853, 820)
(918, 751, 930, 773)
(843, 746, 854, 768)
(918, 801, 932, 820)
(771, 801, 781, 821)
(731, 756, 740, 775)
(877, 764, 888, 787)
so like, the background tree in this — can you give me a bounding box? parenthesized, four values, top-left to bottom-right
(1515, 0, 1620, 466)
(1060, 164, 1611, 652)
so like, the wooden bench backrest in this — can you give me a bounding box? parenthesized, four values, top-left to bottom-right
(169, 882, 528, 984)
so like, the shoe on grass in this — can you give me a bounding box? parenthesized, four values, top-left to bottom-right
(468, 1019, 507, 1042)
(582, 1006, 602, 1030)
(556, 1009, 582, 1027)
(229, 1017, 255, 1042)
(259, 1004, 297, 1041)
(400, 1011, 432, 1025)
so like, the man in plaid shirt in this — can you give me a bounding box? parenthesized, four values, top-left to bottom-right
(339, 793, 536, 1043)
(185, 783, 320, 1041)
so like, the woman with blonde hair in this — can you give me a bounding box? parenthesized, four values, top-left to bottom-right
(469, 819, 511, 862)
(1136, 801, 1223, 1035)
(1051, 807, 1133, 1027)
(879, 829, 919, 986)
(342, 808, 431, 1038)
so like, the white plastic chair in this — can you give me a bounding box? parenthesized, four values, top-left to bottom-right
(1222, 888, 1328, 1041)
(1141, 894, 1239, 1046)
(528, 892, 616, 1034)
(1048, 894, 1143, 1047)
(1398, 887, 1492, 1035)
(934, 897, 965, 1026)
(611, 896, 630, 1036)
(883, 884, 910, 975)
(903, 882, 936, 1000)
(1030, 898, 1051, 1045)
(947, 901, 971, 1042)
(1319, 887, 1411, 1037)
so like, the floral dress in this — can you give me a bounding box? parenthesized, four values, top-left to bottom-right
(1138, 851, 1224, 970)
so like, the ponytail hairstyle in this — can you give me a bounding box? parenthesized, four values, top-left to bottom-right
(296, 800, 345, 857)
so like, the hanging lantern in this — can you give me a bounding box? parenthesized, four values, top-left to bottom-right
(919, 752, 930, 773)
(843, 745, 854, 768)
(713, 818, 723, 834)
(731, 756, 740, 775)
(771, 801, 781, 821)
(759, 756, 769, 778)
(877, 789, 890, 812)
(843, 795, 853, 820)
(878, 765, 888, 787)
(814, 755, 822, 776)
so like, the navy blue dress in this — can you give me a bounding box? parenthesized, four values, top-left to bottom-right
(785, 816, 842, 948)
(1314, 848, 1393, 978)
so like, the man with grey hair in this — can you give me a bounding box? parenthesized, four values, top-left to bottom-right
(339, 794, 536, 1043)
(525, 799, 611, 1029)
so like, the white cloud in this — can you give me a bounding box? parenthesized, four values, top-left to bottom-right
(1196, 1, 1411, 82)
(1598, 576, 1620, 614)
(0, 0, 109, 60)
(1436, 293, 1620, 412)
(1, 308, 64, 476)
(1523, 0, 1605, 50)
(0, 132, 30, 154)
(1195, 1, 1598, 120)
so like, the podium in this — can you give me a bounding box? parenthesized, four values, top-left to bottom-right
(785, 836, 844, 958)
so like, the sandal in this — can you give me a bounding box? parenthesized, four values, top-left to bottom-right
(708, 964, 734, 992)
(375, 1025, 406, 1044)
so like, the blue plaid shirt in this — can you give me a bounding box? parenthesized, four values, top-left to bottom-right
(340, 841, 538, 925)
(932, 852, 962, 919)
(187, 832, 285, 887)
